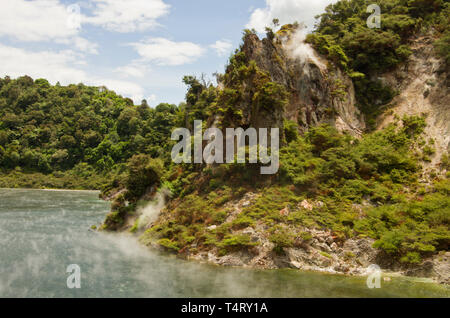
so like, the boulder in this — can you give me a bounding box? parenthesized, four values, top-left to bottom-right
(279, 206, 290, 216)
(299, 200, 313, 211)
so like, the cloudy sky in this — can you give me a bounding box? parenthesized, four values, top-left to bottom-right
(0, 0, 336, 105)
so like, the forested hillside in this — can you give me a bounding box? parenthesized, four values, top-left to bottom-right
(0, 76, 179, 188)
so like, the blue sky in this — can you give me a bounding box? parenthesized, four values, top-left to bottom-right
(0, 0, 336, 106)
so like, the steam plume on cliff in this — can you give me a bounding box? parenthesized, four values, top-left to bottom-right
(282, 27, 326, 70)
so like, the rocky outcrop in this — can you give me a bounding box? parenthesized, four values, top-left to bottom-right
(187, 228, 380, 276)
(403, 252, 450, 285)
(237, 29, 365, 137)
(171, 194, 449, 284)
(431, 252, 450, 285)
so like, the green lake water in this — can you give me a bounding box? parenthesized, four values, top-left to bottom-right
(0, 188, 448, 298)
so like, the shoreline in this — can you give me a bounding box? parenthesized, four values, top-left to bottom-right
(102, 190, 450, 288)
(140, 237, 449, 288)
(0, 187, 100, 193)
(183, 245, 450, 286)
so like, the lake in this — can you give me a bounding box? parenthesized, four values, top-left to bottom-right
(0, 188, 448, 298)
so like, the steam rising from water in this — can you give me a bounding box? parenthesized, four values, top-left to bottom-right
(136, 188, 170, 229)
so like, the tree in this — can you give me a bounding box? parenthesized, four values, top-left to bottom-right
(272, 18, 280, 27)
(125, 154, 164, 200)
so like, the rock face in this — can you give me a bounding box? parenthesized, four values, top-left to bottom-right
(377, 34, 450, 170)
(184, 194, 368, 274)
(431, 252, 450, 285)
(403, 252, 450, 285)
(236, 31, 365, 136)
(187, 229, 450, 285)
(187, 224, 380, 277)
(182, 194, 449, 284)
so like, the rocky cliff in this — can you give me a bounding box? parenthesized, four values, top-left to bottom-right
(377, 33, 450, 171)
(215, 26, 366, 137)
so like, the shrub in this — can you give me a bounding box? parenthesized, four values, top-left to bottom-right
(435, 31, 450, 65)
(232, 215, 255, 230)
(269, 225, 295, 254)
(283, 120, 299, 143)
(400, 252, 422, 264)
(299, 232, 313, 242)
(320, 251, 332, 259)
(125, 154, 163, 201)
(158, 238, 180, 252)
(218, 234, 258, 254)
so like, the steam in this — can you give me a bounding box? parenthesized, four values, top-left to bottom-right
(282, 27, 326, 70)
(136, 187, 171, 229)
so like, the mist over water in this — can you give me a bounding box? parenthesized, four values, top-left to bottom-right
(0, 189, 448, 298)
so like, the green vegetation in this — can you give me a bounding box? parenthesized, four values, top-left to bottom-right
(0, 76, 180, 189)
(117, 3, 449, 264)
(1, 0, 448, 270)
(213, 52, 289, 129)
(142, 114, 448, 262)
(269, 225, 296, 254)
(0, 167, 106, 189)
(218, 234, 258, 255)
(307, 0, 450, 128)
(357, 179, 449, 263)
(433, 1, 450, 64)
(320, 251, 333, 259)
(124, 154, 163, 200)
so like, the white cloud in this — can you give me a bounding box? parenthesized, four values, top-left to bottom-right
(54, 37, 99, 55)
(115, 66, 146, 79)
(0, 0, 99, 54)
(147, 94, 157, 103)
(97, 78, 146, 102)
(0, 1, 171, 102)
(0, 0, 77, 41)
(0, 44, 86, 84)
(84, 0, 170, 32)
(0, 44, 146, 103)
(130, 38, 205, 66)
(114, 63, 149, 78)
(72, 37, 99, 55)
(210, 40, 233, 57)
(0, 0, 172, 54)
(246, 0, 338, 33)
